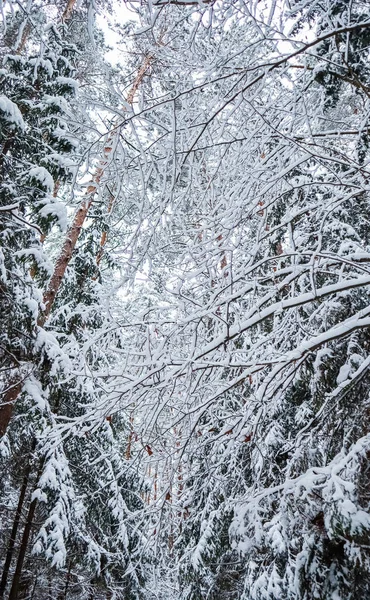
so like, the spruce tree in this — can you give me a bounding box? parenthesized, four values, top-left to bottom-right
(1, 3, 150, 597)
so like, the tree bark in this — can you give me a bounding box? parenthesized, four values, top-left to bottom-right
(8, 459, 44, 600)
(16, 23, 32, 55)
(39, 196, 93, 325)
(62, 0, 77, 22)
(0, 379, 23, 438)
(0, 441, 35, 597)
(95, 54, 153, 268)
(8, 496, 37, 600)
(15, 0, 77, 55)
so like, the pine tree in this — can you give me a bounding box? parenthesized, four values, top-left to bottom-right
(0, 3, 82, 595)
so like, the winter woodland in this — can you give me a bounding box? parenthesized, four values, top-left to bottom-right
(1, 0, 370, 598)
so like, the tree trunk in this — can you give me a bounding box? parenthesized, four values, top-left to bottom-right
(0, 379, 23, 438)
(63, 561, 72, 599)
(7, 497, 37, 600)
(8, 459, 44, 600)
(16, 23, 31, 55)
(95, 53, 153, 268)
(0, 440, 35, 597)
(39, 196, 93, 324)
(62, 0, 77, 22)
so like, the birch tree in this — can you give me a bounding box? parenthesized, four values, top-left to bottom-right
(94, 1, 370, 597)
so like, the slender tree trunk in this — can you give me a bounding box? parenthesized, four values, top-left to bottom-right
(94, 54, 153, 268)
(8, 459, 44, 600)
(39, 195, 94, 324)
(63, 561, 72, 599)
(0, 440, 35, 597)
(95, 191, 115, 267)
(0, 379, 23, 437)
(62, 0, 77, 22)
(29, 574, 38, 600)
(15, 23, 31, 55)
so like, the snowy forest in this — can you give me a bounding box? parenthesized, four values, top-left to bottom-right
(1, 0, 370, 598)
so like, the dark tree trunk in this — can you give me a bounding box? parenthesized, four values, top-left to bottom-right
(8, 496, 37, 600)
(0, 445, 34, 597)
(0, 379, 22, 438)
(8, 459, 44, 600)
